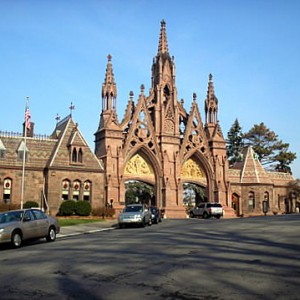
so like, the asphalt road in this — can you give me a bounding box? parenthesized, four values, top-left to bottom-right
(0, 215, 300, 300)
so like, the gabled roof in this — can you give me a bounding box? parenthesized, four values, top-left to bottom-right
(234, 146, 272, 184)
(49, 116, 103, 170)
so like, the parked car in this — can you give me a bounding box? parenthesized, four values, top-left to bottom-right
(0, 208, 60, 248)
(189, 202, 223, 219)
(150, 207, 162, 224)
(118, 204, 152, 228)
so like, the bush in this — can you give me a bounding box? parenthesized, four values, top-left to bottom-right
(24, 201, 39, 208)
(75, 201, 91, 216)
(58, 200, 76, 216)
(93, 207, 115, 218)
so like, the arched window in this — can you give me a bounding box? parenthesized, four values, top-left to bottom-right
(72, 148, 77, 162)
(73, 180, 81, 201)
(264, 191, 270, 209)
(83, 181, 91, 202)
(61, 179, 70, 200)
(70, 147, 83, 164)
(3, 178, 12, 203)
(78, 148, 83, 163)
(248, 191, 255, 210)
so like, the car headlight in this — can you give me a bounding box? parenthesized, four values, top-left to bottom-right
(0, 228, 4, 233)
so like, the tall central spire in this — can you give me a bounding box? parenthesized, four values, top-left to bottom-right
(102, 54, 117, 111)
(205, 74, 218, 124)
(157, 19, 169, 54)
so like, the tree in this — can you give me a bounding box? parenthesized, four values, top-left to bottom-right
(226, 118, 244, 166)
(243, 122, 296, 173)
(125, 181, 153, 205)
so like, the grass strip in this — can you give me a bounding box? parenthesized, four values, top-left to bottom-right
(58, 218, 105, 227)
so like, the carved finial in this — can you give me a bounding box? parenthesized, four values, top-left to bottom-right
(55, 113, 60, 125)
(107, 54, 112, 62)
(69, 101, 75, 117)
(129, 91, 134, 99)
(193, 93, 197, 102)
(158, 19, 169, 54)
(140, 84, 145, 94)
(209, 73, 213, 82)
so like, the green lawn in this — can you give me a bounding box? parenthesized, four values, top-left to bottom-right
(58, 218, 105, 227)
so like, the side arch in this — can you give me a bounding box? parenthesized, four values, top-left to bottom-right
(182, 149, 215, 202)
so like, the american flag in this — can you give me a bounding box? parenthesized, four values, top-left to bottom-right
(25, 104, 31, 130)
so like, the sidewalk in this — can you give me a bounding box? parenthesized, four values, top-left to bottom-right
(57, 219, 118, 239)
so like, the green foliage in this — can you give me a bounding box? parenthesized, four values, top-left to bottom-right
(24, 201, 39, 208)
(242, 122, 296, 172)
(75, 201, 91, 216)
(58, 200, 76, 216)
(125, 181, 154, 205)
(227, 118, 244, 165)
(183, 183, 206, 206)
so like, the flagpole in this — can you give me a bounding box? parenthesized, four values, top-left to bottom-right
(21, 97, 30, 209)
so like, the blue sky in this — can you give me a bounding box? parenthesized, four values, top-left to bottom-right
(1, 0, 300, 177)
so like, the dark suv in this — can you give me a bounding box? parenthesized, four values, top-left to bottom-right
(189, 202, 223, 219)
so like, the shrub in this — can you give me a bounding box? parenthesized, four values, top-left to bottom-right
(93, 207, 116, 218)
(58, 200, 76, 216)
(24, 201, 39, 208)
(75, 201, 91, 216)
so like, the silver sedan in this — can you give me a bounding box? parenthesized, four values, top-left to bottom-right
(0, 208, 60, 248)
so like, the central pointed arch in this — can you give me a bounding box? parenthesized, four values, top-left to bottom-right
(122, 145, 163, 207)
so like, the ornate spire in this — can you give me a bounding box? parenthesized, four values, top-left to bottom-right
(157, 19, 169, 54)
(207, 74, 217, 101)
(205, 74, 218, 124)
(102, 54, 117, 111)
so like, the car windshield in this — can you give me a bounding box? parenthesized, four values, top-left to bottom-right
(124, 206, 143, 212)
(0, 211, 22, 224)
(207, 203, 222, 208)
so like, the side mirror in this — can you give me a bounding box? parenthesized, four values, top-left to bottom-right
(23, 216, 31, 222)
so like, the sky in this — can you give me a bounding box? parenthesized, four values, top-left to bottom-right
(0, 0, 300, 177)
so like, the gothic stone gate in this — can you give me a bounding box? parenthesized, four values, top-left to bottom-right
(94, 21, 229, 218)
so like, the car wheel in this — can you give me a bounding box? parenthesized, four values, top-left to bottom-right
(141, 218, 146, 227)
(119, 223, 125, 229)
(189, 212, 194, 218)
(11, 231, 22, 248)
(46, 227, 56, 242)
(203, 212, 209, 219)
(148, 218, 152, 226)
(215, 215, 221, 219)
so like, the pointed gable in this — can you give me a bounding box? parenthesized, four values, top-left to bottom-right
(180, 95, 209, 159)
(0, 139, 6, 150)
(123, 89, 160, 159)
(239, 147, 272, 184)
(49, 116, 103, 170)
